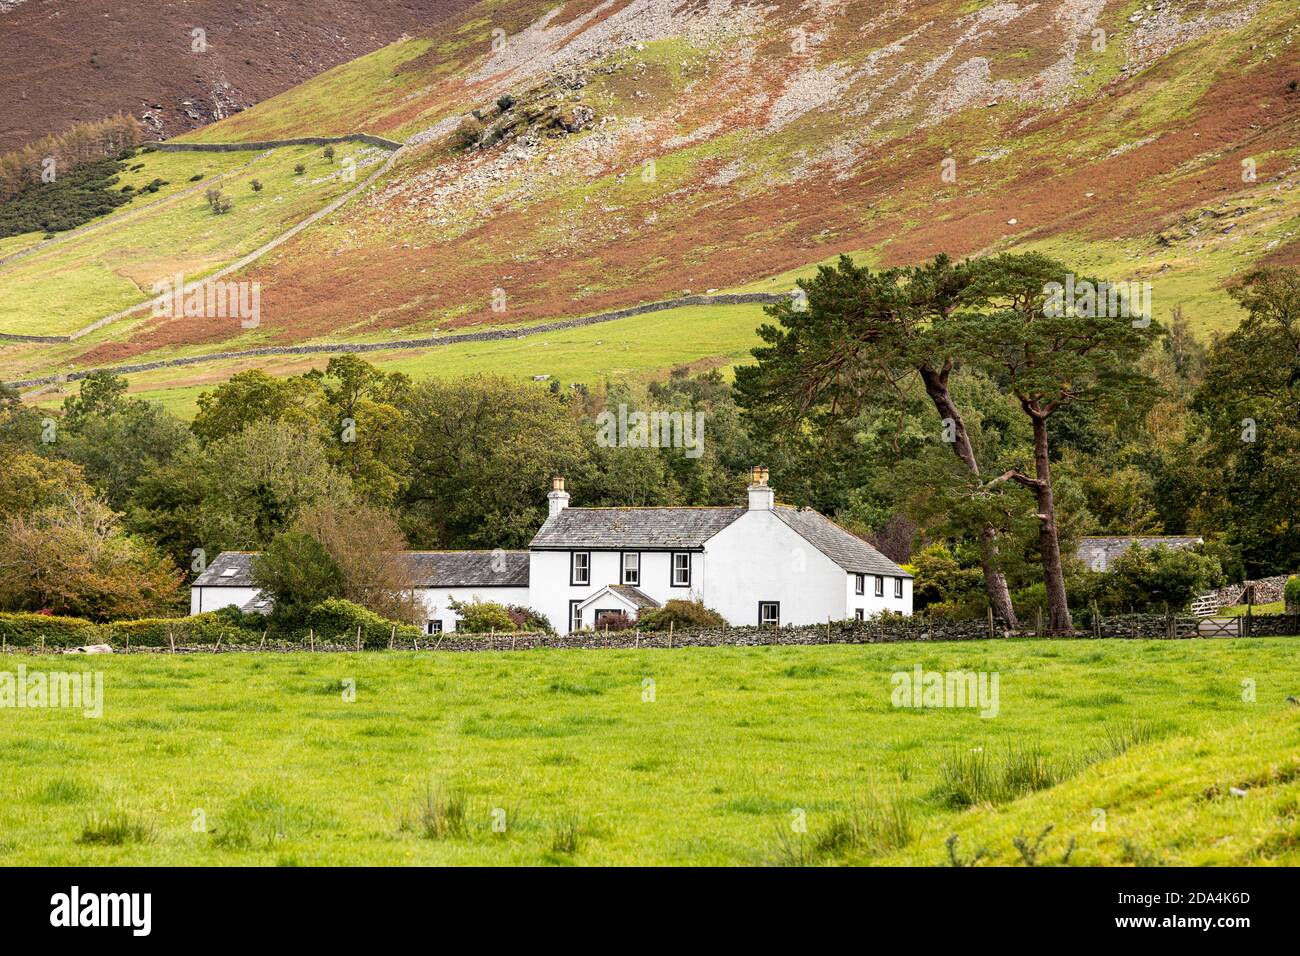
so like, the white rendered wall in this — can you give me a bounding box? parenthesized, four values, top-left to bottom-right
(417, 586, 531, 633)
(190, 586, 260, 615)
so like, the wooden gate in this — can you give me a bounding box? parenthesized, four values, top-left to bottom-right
(1197, 617, 1241, 638)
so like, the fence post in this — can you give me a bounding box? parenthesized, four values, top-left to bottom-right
(1035, 606, 1042, 638)
(261, 629, 267, 649)
(987, 606, 994, 639)
(309, 629, 315, 652)
(1244, 604, 1252, 638)
(388, 624, 395, 650)
(669, 620, 674, 649)
(169, 630, 176, 653)
(356, 625, 362, 653)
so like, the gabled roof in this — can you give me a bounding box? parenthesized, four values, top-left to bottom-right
(530, 507, 745, 550)
(529, 504, 908, 577)
(193, 550, 530, 589)
(577, 584, 662, 611)
(1076, 536, 1203, 570)
(193, 551, 259, 587)
(772, 507, 911, 577)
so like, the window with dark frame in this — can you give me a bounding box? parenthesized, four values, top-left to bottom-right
(758, 602, 780, 626)
(671, 552, 691, 587)
(874, 575, 884, 597)
(426, 620, 443, 635)
(855, 609, 864, 621)
(855, 573, 865, 595)
(622, 551, 640, 586)
(569, 600, 582, 634)
(570, 551, 590, 586)
(894, 576, 904, 598)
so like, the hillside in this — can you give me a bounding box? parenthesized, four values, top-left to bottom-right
(3, 0, 1299, 403)
(0, 0, 477, 150)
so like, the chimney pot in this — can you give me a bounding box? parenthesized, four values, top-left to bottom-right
(547, 476, 570, 516)
(747, 467, 774, 510)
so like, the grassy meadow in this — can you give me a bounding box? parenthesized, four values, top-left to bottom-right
(52, 301, 771, 418)
(0, 143, 379, 337)
(2, 637, 1299, 866)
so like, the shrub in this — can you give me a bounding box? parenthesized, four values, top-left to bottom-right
(108, 612, 258, 647)
(637, 599, 725, 631)
(204, 187, 231, 214)
(1105, 543, 1226, 613)
(304, 598, 417, 649)
(250, 179, 262, 192)
(592, 610, 635, 632)
(448, 599, 516, 633)
(293, 163, 305, 175)
(1286, 576, 1300, 612)
(504, 605, 554, 633)
(452, 118, 484, 151)
(496, 94, 516, 112)
(322, 145, 335, 161)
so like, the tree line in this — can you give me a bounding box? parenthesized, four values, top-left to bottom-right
(0, 113, 142, 203)
(0, 255, 1295, 630)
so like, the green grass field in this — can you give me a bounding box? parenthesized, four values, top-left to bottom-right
(2, 637, 1298, 866)
(68, 301, 770, 418)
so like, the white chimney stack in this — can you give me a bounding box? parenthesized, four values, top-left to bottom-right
(747, 466, 774, 511)
(548, 476, 570, 516)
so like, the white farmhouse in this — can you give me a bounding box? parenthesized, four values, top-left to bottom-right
(190, 469, 912, 633)
(528, 469, 911, 633)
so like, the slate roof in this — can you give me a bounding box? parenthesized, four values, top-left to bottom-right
(529, 505, 908, 577)
(772, 507, 911, 577)
(401, 551, 530, 587)
(530, 507, 746, 550)
(192, 551, 259, 587)
(606, 585, 662, 609)
(1076, 536, 1203, 571)
(193, 551, 530, 588)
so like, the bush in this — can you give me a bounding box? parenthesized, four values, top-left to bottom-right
(637, 599, 725, 631)
(592, 611, 635, 632)
(1286, 576, 1300, 612)
(204, 187, 231, 214)
(448, 599, 516, 633)
(304, 598, 418, 649)
(1105, 543, 1226, 613)
(452, 118, 484, 151)
(293, 163, 305, 175)
(250, 179, 262, 192)
(504, 605, 554, 633)
(109, 612, 259, 647)
(322, 145, 335, 161)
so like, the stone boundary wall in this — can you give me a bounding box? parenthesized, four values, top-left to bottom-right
(1205, 574, 1291, 609)
(148, 134, 404, 152)
(15, 613, 1297, 655)
(6, 293, 789, 389)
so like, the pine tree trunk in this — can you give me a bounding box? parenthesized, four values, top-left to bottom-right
(1030, 414, 1072, 635)
(920, 365, 1018, 627)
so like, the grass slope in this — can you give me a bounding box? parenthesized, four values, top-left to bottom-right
(1, 637, 1297, 866)
(0, 144, 379, 337)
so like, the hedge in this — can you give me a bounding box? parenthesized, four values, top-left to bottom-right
(0, 612, 266, 648)
(304, 598, 421, 649)
(0, 612, 103, 649)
